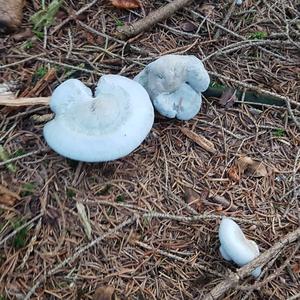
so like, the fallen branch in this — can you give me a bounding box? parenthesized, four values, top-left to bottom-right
(116, 0, 195, 39)
(203, 226, 300, 300)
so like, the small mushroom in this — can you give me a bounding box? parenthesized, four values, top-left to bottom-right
(134, 54, 210, 120)
(43, 75, 154, 162)
(218, 217, 261, 277)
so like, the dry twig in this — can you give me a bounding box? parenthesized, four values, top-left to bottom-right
(116, 0, 196, 39)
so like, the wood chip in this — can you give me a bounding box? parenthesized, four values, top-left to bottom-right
(180, 127, 217, 154)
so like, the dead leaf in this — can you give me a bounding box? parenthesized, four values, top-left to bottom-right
(86, 32, 96, 44)
(93, 286, 117, 300)
(215, 205, 223, 212)
(0, 184, 21, 206)
(12, 28, 33, 41)
(199, 4, 215, 16)
(228, 165, 240, 182)
(184, 187, 204, 211)
(219, 88, 238, 108)
(228, 156, 268, 181)
(180, 127, 216, 154)
(110, 0, 141, 9)
(237, 156, 268, 177)
(181, 21, 196, 32)
(291, 262, 300, 274)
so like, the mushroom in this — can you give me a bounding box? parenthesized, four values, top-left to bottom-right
(134, 54, 210, 120)
(218, 217, 261, 277)
(43, 75, 154, 162)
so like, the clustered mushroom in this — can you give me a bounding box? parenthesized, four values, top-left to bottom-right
(43, 56, 261, 277)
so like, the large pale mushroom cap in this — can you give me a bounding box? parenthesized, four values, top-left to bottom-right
(43, 75, 154, 162)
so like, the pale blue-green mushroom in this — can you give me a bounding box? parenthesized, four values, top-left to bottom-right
(219, 217, 262, 278)
(43, 75, 154, 162)
(134, 54, 210, 121)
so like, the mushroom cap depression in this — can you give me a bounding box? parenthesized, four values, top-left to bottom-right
(43, 75, 154, 162)
(219, 217, 261, 277)
(134, 54, 210, 120)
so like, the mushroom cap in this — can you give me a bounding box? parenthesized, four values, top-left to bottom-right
(134, 54, 210, 120)
(153, 83, 202, 121)
(43, 75, 154, 162)
(219, 217, 261, 277)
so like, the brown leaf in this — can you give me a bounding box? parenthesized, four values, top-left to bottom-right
(228, 165, 240, 182)
(228, 156, 269, 181)
(184, 187, 204, 212)
(12, 28, 33, 41)
(0, 184, 21, 206)
(199, 4, 215, 16)
(180, 127, 216, 154)
(93, 286, 116, 300)
(86, 32, 96, 44)
(219, 88, 238, 108)
(110, 0, 141, 9)
(291, 262, 300, 274)
(181, 21, 196, 32)
(237, 156, 268, 177)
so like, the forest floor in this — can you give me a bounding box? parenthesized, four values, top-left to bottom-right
(0, 0, 300, 299)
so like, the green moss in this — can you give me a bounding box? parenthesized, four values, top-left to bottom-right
(115, 19, 124, 27)
(248, 31, 268, 40)
(116, 194, 125, 203)
(209, 81, 224, 89)
(23, 40, 33, 49)
(96, 184, 111, 196)
(20, 183, 36, 197)
(35, 66, 47, 78)
(273, 128, 285, 137)
(66, 188, 76, 199)
(11, 219, 29, 249)
(0, 145, 16, 173)
(11, 149, 26, 158)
